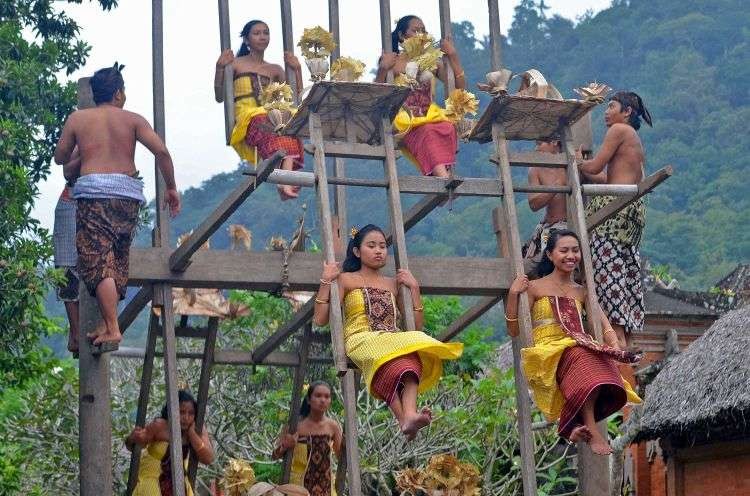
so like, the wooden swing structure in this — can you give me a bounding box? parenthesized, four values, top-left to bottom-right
(75, 1, 672, 495)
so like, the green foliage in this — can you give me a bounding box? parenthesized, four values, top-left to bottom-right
(0, 0, 116, 388)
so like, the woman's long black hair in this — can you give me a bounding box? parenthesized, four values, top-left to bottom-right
(391, 15, 419, 53)
(536, 229, 581, 278)
(160, 390, 198, 419)
(299, 381, 332, 418)
(342, 224, 386, 273)
(237, 20, 267, 57)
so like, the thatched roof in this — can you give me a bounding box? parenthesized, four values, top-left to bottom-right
(635, 305, 750, 445)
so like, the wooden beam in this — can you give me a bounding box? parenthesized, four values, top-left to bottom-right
(438, 0, 455, 94)
(586, 166, 673, 231)
(130, 249, 515, 295)
(281, 325, 312, 482)
(500, 151, 569, 168)
(152, 0, 169, 248)
(119, 286, 153, 335)
(487, 0, 502, 71)
(169, 152, 283, 272)
(382, 116, 415, 330)
(188, 317, 218, 485)
(303, 142, 392, 160)
(378, 0, 393, 83)
(341, 369, 362, 495)
(217, 0, 233, 144)
(252, 299, 315, 364)
(279, 0, 299, 102)
(79, 290, 113, 496)
(438, 296, 501, 342)
(126, 313, 159, 495)
(112, 347, 333, 367)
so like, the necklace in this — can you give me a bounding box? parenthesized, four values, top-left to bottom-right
(554, 279, 572, 298)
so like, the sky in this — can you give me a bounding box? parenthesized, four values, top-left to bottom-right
(35, 0, 611, 229)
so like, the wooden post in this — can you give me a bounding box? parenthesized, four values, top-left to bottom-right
(560, 124, 610, 495)
(340, 370, 362, 496)
(152, 0, 169, 248)
(126, 312, 160, 495)
(491, 123, 538, 495)
(217, 0, 234, 144)
(378, 0, 394, 82)
(438, 0, 456, 94)
(160, 284, 186, 496)
(281, 324, 312, 482)
(187, 317, 219, 485)
(279, 0, 299, 103)
(78, 290, 113, 496)
(309, 110, 347, 375)
(328, 0, 347, 245)
(381, 116, 416, 330)
(487, 0, 503, 71)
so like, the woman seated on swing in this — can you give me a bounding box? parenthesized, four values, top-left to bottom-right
(214, 19, 304, 200)
(273, 381, 342, 495)
(374, 15, 465, 178)
(506, 229, 642, 455)
(313, 224, 463, 440)
(125, 390, 214, 495)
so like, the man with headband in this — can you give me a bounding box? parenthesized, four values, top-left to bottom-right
(575, 91, 653, 349)
(54, 63, 181, 353)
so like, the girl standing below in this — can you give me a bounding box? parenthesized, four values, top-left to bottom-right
(313, 225, 463, 440)
(375, 15, 465, 178)
(126, 390, 214, 495)
(506, 229, 641, 455)
(273, 381, 342, 496)
(214, 19, 304, 200)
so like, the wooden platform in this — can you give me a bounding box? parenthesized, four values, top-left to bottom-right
(282, 81, 409, 144)
(469, 94, 596, 143)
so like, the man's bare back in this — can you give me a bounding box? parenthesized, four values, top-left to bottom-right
(55, 105, 166, 178)
(528, 167, 568, 223)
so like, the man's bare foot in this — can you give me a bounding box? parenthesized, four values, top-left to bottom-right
(92, 330, 122, 346)
(277, 184, 299, 201)
(86, 323, 107, 341)
(67, 330, 79, 355)
(587, 436, 613, 455)
(569, 425, 592, 443)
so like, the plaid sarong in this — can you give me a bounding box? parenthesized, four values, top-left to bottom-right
(245, 114, 304, 169)
(371, 352, 423, 405)
(400, 120, 457, 176)
(53, 189, 78, 268)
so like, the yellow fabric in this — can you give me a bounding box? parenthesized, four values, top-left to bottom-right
(289, 440, 337, 496)
(132, 441, 194, 496)
(343, 288, 463, 396)
(520, 297, 641, 422)
(230, 75, 267, 164)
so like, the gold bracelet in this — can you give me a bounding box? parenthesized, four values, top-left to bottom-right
(454, 70, 465, 79)
(319, 278, 332, 285)
(504, 315, 518, 322)
(413, 306, 424, 312)
(315, 298, 329, 304)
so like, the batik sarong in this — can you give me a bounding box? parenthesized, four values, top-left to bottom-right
(586, 196, 645, 333)
(75, 198, 140, 300)
(291, 434, 336, 495)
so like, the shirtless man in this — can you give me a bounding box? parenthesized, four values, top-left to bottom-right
(522, 139, 568, 273)
(54, 64, 180, 352)
(576, 91, 653, 348)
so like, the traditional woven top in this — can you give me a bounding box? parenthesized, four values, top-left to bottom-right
(282, 81, 409, 144)
(469, 94, 596, 143)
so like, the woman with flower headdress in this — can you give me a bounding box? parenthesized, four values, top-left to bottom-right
(375, 16, 467, 178)
(126, 390, 214, 495)
(313, 225, 463, 440)
(214, 20, 304, 200)
(273, 381, 342, 495)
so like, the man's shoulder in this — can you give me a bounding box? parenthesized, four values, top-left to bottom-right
(608, 122, 636, 137)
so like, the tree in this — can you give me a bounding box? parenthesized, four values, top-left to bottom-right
(0, 0, 117, 388)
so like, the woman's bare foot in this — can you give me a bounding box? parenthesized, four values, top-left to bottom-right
(587, 432, 613, 455)
(277, 184, 300, 201)
(569, 425, 592, 443)
(400, 408, 433, 440)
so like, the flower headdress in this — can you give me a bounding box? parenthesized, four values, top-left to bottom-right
(350, 226, 359, 239)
